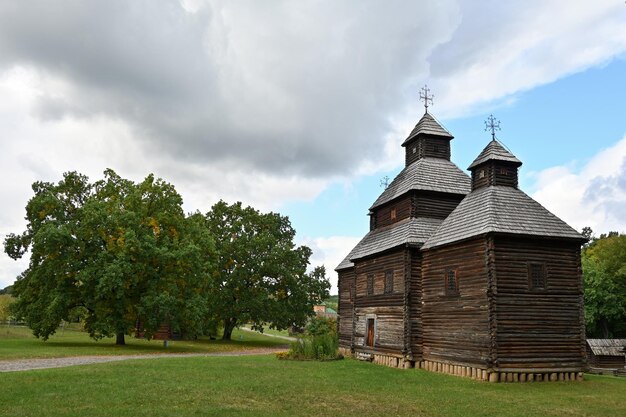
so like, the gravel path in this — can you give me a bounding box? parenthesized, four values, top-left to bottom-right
(0, 347, 287, 373)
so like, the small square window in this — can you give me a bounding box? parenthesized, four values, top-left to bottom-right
(445, 269, 458, 296)
(479, 170, 485, 179)
(390, 208, 397, 220)
(500, 167, 508, 175)
(412, 147, 417, 154)
(384, 270, 394, 294)
(529, 263, 546, 289)
(367, 274, 374, 296)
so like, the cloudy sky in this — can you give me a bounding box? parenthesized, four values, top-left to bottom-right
(1, 0, 625, 292)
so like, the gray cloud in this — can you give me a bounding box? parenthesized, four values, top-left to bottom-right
(0, 0, 459, 177)
(583, 156, 626, 227)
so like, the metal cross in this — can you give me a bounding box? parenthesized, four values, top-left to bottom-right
(484, 114, 501, 140)
(380, 175, 390, 189)
(419, 85, 434, 113)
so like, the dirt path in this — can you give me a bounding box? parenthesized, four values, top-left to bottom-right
(0, 347, 287, 373)
(239, 327, 297, 342)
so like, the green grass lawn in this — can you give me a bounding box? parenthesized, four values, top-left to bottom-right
(0, 325, 287, 360)
(1, 355, 625, 417)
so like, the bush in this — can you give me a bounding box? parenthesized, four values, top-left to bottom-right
(305, 316, 337, 337)
(0, 295, 15, 322)
(278, 315, 341, 361)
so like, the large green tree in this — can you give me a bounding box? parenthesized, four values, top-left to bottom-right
(582, 229, 626, 338)
(205, 201, 330, 340)
(4, 170, 214, 344)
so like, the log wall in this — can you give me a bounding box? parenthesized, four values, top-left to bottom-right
(413, 191, 465, 220)
(353, 249, 406, 354)
(337, 268, 355, 349)
(471, 161, 519, 190)
(408, 248, 422, 360)
(493, 237, 585, 371)
(421, 238, 490, 367)
(405, 136, 451, 166)
(374, 195, 412, 228)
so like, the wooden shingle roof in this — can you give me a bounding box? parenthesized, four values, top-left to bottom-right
(370, 158, 471, 210)
(468, 139, 522, 169)
(422, 186, 584, 249)
(587, 339, 626, 356)
(335, 217, 443, 270)
(402, 112, 453, 146)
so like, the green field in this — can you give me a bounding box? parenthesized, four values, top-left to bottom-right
(2, 355, 625, 417)
(2, 327, 625, 416)
(0, 325, 287, 359)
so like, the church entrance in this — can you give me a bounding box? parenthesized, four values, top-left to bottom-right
(366, 318, 375, 347)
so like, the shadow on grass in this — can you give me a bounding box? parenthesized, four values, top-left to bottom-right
(0, 326, 288, 359)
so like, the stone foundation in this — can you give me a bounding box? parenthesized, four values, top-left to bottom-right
(420, 359, 583, 382)
(342, 348, 585, 382)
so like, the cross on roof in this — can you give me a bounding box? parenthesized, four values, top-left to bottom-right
(419, 85, 434, 114)
(380, 175, 390, 189)
(484, 114, 501, 140)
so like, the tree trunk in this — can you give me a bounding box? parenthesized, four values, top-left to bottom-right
(116, 332, 126, 345)
(601, 319, 610, 339)
(222, 318, 237, 340)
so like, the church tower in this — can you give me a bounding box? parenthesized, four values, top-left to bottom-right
(336, 86, 470, 362)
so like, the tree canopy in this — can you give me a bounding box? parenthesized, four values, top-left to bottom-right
(582, 228, 626, 338)
(4, 171, 329, 344)
(205, 200, 330, 339)
(4, 170, 214, 344)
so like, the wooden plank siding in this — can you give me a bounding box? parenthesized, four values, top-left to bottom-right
(353, 248, 407, 354)
(493, 237, 585, 370)
(413, 191, 465, 219)
(374, 195, 412, 229)
(408, 248, 422, 360)
(421, 238, 491, 367)
(588, 354, 625, 369)
(405, 136, 451, 166)
(337, 268, 355, 349)
(471, 161, 519, 190)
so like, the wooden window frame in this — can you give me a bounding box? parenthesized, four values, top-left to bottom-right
(390, 208, 397, 220)
(384, 269, 394, 294)
(445, 268, 459, 296)
(528, 262, 547, 290)
(367, 273, 374, 296)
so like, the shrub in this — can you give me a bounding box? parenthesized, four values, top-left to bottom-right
(0, 295, 15, 322)
(305, 316, 337, 337)
(280, 315, 340, 361)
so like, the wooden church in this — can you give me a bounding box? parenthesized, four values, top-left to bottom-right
(336, 88, 587, 382)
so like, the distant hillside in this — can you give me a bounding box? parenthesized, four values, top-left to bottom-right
(324, 295, 338, 312)
(0, 285, 13, 295)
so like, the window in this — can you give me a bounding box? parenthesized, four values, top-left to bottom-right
(529, 263, 546, 289)
(479, 169, 485, 179)
(433, 145, 440, 153)
(445, 269, 458, 296)
(390, 208, 397, 220)
(384, 270, 394, 294)
(367, 274, 374, 296)
(500, 167, 508, 176)
(412, 147, 417, 154)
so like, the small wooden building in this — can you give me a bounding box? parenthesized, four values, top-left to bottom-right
(336, 110, 587, 382)
(586, 339, 626, 370)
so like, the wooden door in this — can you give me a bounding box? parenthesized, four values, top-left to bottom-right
(366, 318, 375, 347)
